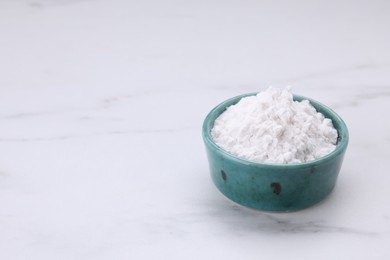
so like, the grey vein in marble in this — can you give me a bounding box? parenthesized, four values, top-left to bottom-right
(0, 127, 197, 142)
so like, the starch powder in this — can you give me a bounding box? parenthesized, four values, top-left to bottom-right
(211, 87, 338, 164)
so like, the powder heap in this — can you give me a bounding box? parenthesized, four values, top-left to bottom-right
(211, 87, 338, 164)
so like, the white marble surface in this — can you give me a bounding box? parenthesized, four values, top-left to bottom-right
(1, 0, 390, 259)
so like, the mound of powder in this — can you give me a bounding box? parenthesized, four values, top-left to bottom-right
(211, 87, 338, 164)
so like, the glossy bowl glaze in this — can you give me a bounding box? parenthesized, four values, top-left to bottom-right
(202, 93, 349, 212)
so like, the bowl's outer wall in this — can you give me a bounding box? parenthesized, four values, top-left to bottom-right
(203, 94, 349, 212)
(205, 144, 346, 211)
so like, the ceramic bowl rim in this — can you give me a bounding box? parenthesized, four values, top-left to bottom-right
(202, 92, 349, 169)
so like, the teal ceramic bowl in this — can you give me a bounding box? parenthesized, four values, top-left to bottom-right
(202, 93, 349, 212)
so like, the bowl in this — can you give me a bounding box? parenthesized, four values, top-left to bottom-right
(202, 93, 349, 212)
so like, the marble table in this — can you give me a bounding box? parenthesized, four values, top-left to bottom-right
(1, 0, 389, 259)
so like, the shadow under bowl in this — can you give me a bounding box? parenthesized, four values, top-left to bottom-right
(202, 93, 349, 212)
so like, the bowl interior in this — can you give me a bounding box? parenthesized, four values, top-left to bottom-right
(202, 93, 349, 167)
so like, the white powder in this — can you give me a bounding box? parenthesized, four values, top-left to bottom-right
(211, 87, 338, 164)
